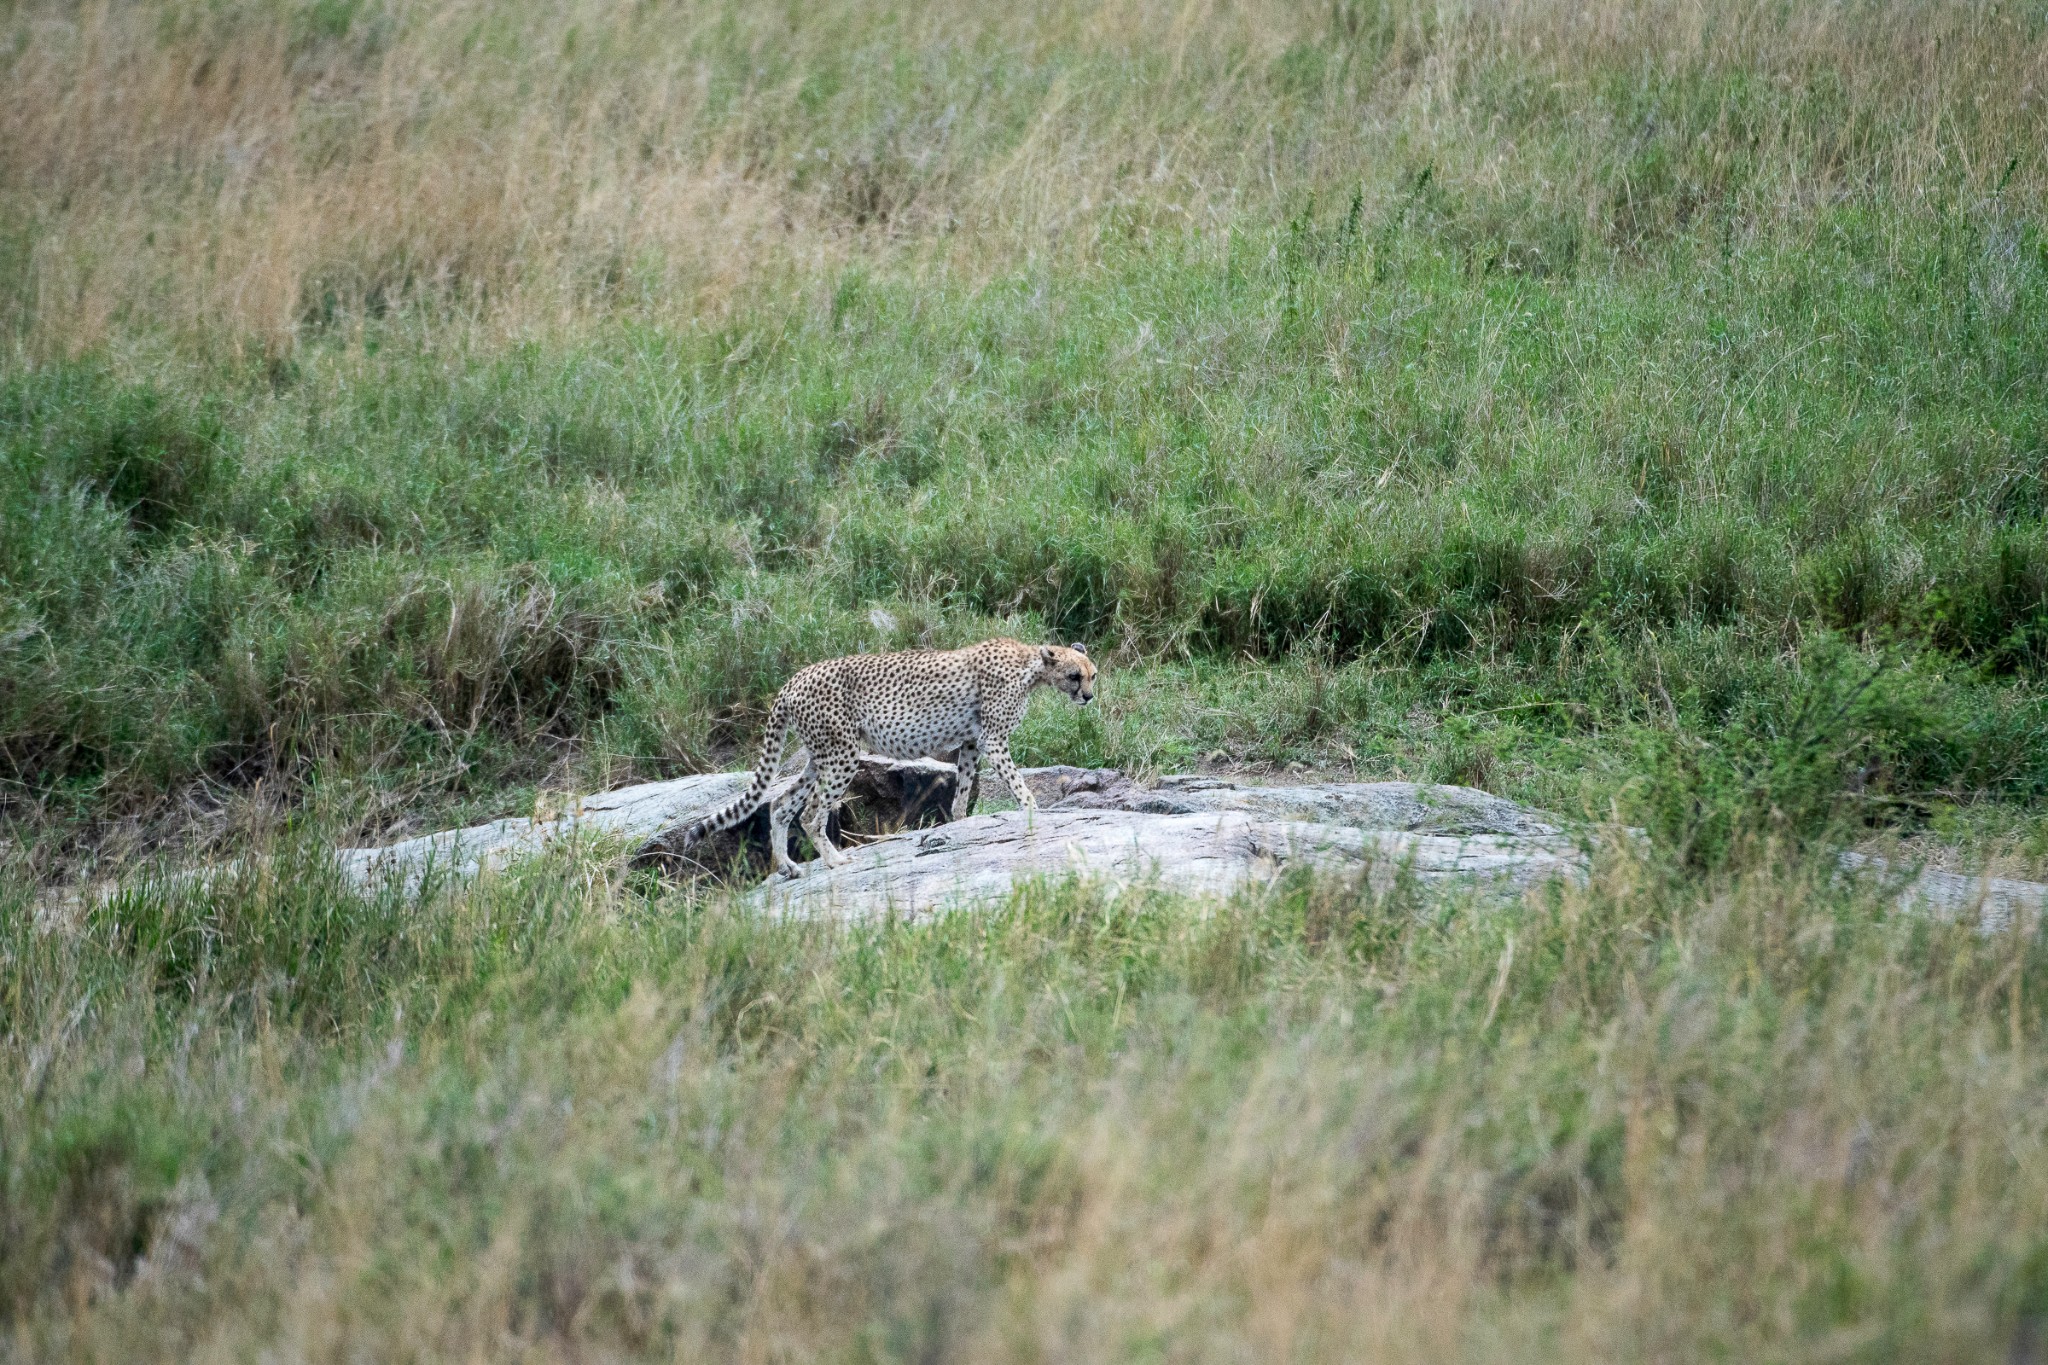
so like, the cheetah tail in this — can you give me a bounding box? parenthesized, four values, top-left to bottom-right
(673, 696, 793, 849)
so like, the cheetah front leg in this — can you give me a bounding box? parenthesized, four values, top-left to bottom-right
(984, 742, 1036, 815)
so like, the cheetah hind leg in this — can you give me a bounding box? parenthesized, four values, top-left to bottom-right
(769, 762, 818, 878)
(799, 754, 857, 869)
(950, 738, 981, 822)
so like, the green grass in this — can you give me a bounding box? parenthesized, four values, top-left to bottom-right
(4, 212, 2046, 842)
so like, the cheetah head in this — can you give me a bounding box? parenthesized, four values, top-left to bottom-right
(1039, 643, 1097, 705)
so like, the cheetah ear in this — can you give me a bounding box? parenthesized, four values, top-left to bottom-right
(1040, 645, 1055, 666)
(1069, 643, 1086, 656)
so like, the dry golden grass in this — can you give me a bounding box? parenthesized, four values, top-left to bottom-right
(9, 844, 2048, 1360)
(4, 0, 2044, 355)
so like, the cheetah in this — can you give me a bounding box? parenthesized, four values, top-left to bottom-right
(672, 638, 1097, 877)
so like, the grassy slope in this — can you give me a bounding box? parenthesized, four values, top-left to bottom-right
(5, 198, 2047, 852)
(4, 0, 2048, 1355)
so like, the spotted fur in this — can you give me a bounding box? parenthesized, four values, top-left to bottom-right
(674, 639, 1098, 876)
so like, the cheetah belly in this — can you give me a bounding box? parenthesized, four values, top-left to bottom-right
(856, 701, 975, 759)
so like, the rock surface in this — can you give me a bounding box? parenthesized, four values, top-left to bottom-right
(336, 757, 963, 893)
(335, 759, 1589, 915)
(750, 806, 1585, 921)
(331, 760, 2048, 934)
(336, 771, 750, 894)
(1836, 852, 2047, 935)
(1012, 766, 1565, 835)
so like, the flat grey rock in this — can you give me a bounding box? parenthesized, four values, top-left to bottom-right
(1837, 852, 2047, 935)
(748, 806, 1587, 921)
(335, 763, 1581, 911)
(1156, 776, 1565, 835)
(337, 758, 963, 892)
(112, 766, 2048, 937)
(337, 771, 751, 893)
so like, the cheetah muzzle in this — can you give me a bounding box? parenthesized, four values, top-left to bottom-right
(671, 639, 1098, 878)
